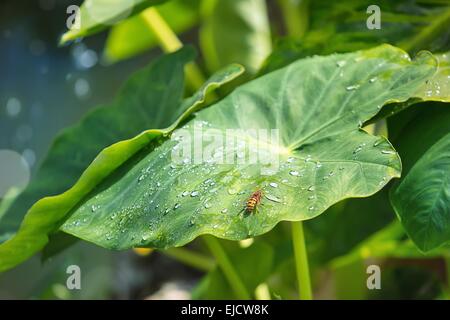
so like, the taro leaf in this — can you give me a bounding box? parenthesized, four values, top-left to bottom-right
(104, 0, 201, 63)
(60, 45, 436, 252)
(60, 0, 167, 44)
(0, 59, 244, 273)
(199, 0, 272, 74)
(0, 49, 191, 242)
(390, 107, 450, 252)
(373, 52, 450, 121)
(0, 48, 194, 241)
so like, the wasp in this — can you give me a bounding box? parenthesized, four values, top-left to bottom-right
(244, 189, 263, 214)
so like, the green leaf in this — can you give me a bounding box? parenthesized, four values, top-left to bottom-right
(200, 0, 272, 74)
(0, 51, 244, 272)
(373, 52, 450, 121)
(60, 0, 167, 44)
(104, 0, 201, 63)
(60, 45, 435, 252)
(0, 48, 194, 241)
(413, 52, 450, 102)
(390, 106, 450, 252)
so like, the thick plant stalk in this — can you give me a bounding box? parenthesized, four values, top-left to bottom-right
(255, 283, 271, 300)
(400, 7, 450, 53)
(292, 221, 313, 300)
(278, 0, 309, 38)
(203, 236, 251, 299)
(141, 7, 206, 91)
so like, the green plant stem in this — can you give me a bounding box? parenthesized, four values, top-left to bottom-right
(161, 247, 216, 272)
(278, 0, 309, 38)
(400, 7, 450, 53)
(203, 236, 251, 299)
(291, 221, 313, 300)
(141, 7, 206, 91)
(254, 283, 271, 300)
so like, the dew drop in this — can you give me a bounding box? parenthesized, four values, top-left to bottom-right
(346, 84, 360, 91)
(307, 185, 315, 191)
(369, 77, 377, 83)
(308, 206, 315, 211)
(353, 146, 363, 154)
(381, 150, 396, 155)
(289, 171, 299, 176)
(269, 182, 278, 188)
(174, 203, 181, 210)
(316, 162, 322, 168)
(191, 191, 199, 197)
(336, 60, 346, 67)
(221, 208, 228, 214)
(373, 139, 383, 147)
(182, 191, 190, 197)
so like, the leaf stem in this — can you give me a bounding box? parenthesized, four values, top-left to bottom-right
(203, 236, 251, 299)
(161, 247, 215, 272)
(291, 221, 313, 300)
(400, 7, 450, 53)
(141, 7, 206, 91)
(277, 0, 309, 38)
(255, 283, 271, 300)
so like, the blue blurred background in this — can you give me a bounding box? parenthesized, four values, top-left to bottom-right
(0, 0, 199, 299)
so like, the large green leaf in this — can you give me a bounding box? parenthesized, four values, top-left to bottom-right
(104, 0, 201, 63)
(0, 48, 194, 242)
(60, 45, 436, 252)
(199, 0, 272, 74)
(390, 106, 450, 251)
(373, 52, 450, 121)
(60, 0, 167, 44)
(0, 52, 244, 272)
